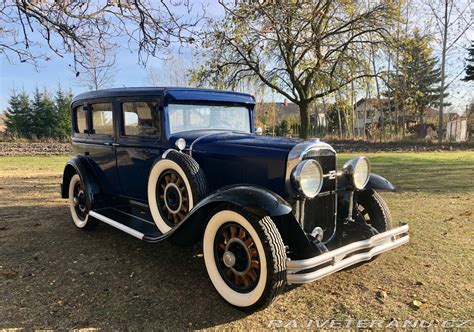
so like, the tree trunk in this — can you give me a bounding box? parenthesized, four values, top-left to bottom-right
(371, 44, 383, 142)
(299, 102, 310, 139)
(387, 54, 393, 138)
(438, 0, 449, 143)
(351, 81, 356, 138)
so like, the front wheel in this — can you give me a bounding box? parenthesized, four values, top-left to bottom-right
(203, 206, 287, 311)
(356, 189, 392, 233)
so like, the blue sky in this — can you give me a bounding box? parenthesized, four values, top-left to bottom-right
(0, 47, 162, 108)
(1, 1, 473, 114)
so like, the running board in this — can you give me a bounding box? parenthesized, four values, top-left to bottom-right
(89, 211, 145, 239)
(89, 207, 164, 241)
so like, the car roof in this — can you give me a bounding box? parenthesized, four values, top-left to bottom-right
(72, 87, 255, 105)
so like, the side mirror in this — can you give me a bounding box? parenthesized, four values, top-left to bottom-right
(255, 127, 263, 136)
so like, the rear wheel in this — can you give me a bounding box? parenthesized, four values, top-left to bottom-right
(203, 206, 287, 311)
(68, 174, 97, 230)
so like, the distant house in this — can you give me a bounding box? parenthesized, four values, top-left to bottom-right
(255, 99, 328, 134)
(0, 113, 6, 140)
(353, 98, 451, 137)
(353, 98, 388, 136)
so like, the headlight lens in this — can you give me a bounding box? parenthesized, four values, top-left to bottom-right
(343, 156, 370, 189)
(291, 160, 323, 198)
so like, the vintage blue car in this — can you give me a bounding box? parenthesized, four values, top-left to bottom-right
(61, 87, 409, 311)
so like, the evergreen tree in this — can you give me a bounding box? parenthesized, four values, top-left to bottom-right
(462, 41, 474, 82)
(4, 90, 32, 138)
(31, 88, 57, 138)
(54, 86, 73, 138)
(386, 32, 448, 125)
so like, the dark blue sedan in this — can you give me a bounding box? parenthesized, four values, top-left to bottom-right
(61, 87, 409, 311)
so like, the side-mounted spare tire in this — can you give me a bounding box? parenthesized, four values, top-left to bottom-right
(148, 150, 208, 234)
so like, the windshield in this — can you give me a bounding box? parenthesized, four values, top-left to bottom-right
(168, 104, 251, 134)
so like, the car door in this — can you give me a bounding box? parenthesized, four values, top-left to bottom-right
(84, 100, 121, 194)
(115, 98, 165, 201)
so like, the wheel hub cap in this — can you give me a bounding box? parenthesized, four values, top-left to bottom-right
(164, 183, 182, 214)
(223, 251, 236, 268)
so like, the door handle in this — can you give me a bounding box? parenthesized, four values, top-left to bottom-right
(104, 142, 112, 146)
(112, 143, 120, 147)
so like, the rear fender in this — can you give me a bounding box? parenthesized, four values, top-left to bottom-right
(61, 156, 101, 210)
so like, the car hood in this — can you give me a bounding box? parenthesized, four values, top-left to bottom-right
(168, 131, 334, 198)
(170, 131, 302, 155)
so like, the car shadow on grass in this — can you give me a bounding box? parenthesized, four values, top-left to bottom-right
(0, 204, 255, 329)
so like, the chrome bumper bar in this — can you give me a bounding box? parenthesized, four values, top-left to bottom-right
(286, 223, 409, 284)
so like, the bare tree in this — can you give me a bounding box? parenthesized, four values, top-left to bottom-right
(192, 0, 396, 138)
(146, 53, 195, 86)
(424, 0, 473, 143)
(0, 1, 201, 69)
(75, 47, 117, 91)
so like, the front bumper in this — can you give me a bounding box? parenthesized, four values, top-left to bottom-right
(286, 223, 409, 284)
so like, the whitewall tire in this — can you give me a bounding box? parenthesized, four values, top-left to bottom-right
(68, 174, 92, 229)
(203, 206, 287, 311)
(148, 151, 208, 234)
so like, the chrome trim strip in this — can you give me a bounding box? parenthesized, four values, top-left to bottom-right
(89, 211, 144, 240)
(286, 224, 409, 284)
(162, 148, 175, 159)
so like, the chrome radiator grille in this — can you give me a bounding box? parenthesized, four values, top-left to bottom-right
(301, 152, 337, 241)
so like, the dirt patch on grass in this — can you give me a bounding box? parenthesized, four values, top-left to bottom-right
(0, 154, 473, 329)
(1, 140, 473, 157)
(0, 142, 72, 156)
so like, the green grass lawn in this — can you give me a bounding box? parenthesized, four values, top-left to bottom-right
(0, 151, 473, 328)
(1, 151, 472, 193)
(339, 151, 474, 193)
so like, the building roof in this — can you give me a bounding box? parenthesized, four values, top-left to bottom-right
(72, 87, 255, 105)
(355, 98, 389, 108)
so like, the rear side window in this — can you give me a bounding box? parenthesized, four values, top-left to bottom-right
(91, 103, 113, 135)
(75, 107, 88, 133)
(122, 101, 159, 137)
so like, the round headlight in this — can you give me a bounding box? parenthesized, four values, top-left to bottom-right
(343, 156, 370, 189)
(175, 138, 186, 151)
(291, 160, 323, 198)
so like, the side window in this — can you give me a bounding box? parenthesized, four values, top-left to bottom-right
(122, 101, 159, 137)
(91, 103, 113, 135)
(74, 107, 88, 133)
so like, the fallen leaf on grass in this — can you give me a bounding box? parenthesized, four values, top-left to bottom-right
(411, 299, 423, 309)
(1, 269, 18, 279)
(459, 210, 474, 217)
(376, 290, 388, 299)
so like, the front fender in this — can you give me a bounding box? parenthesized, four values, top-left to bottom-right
(162, 185, 292, 245)
(163, 185, 323, 259)
(366, 173, 395, 191)
(338, 173, 395, 192)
